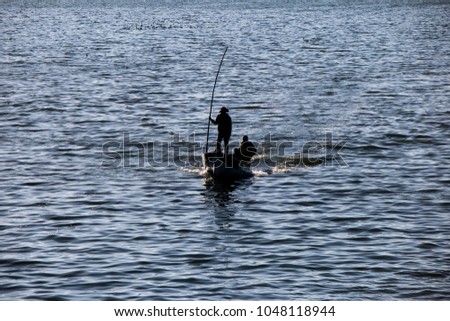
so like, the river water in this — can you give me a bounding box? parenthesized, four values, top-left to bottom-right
(1, 0, 449, 300)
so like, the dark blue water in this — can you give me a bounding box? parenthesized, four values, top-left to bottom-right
(1, 0, 449, 300)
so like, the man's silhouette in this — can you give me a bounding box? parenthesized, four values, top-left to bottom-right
(210, 106, 232, 155)
(234, 135, 257, 164)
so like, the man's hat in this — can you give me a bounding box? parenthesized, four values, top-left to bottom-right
(220, 106, 229, 113)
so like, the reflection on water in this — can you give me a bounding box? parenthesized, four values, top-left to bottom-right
(202, 179, 254, 226)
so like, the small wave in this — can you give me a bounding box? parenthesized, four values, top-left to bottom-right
(179, 166, 206, 175)
(252, 169, 270, 176)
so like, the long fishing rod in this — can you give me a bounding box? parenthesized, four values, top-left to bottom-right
(205, 46, 228, 153)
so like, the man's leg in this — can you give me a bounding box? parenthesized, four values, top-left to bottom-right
(224, 136, 230, 156)
(216, 134, 223, 154)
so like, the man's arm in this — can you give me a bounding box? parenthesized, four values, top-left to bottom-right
(209, 116, 217, 125)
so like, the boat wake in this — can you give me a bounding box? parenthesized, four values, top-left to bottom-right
(180, 152, 326, 179)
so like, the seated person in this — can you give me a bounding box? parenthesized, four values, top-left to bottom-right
(234, 135, 257, 164)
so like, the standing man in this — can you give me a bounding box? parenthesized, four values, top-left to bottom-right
(210, 106, 232, 155)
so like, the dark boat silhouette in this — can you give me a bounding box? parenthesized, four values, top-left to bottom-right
(202, 151, 253, 181)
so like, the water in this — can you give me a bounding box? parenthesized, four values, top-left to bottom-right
(1, 0, 449, 300)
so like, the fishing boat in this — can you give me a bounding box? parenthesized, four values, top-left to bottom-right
(203, 152, 253, 181)
(203, 47, 254, 181)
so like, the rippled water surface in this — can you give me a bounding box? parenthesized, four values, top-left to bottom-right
(1, 0, 449, 300)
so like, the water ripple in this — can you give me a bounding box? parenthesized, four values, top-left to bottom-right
(1, 1, 449, 300)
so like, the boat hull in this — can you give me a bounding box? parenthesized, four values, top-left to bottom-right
(203, 152, 253, 181)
